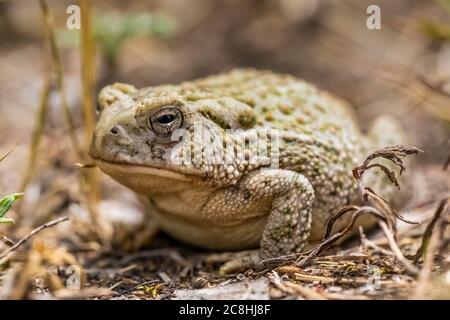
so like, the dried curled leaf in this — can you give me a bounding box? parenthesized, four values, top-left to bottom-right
(263, 145, 423, 273)
(352, 145, 423, 193)
(293, 145, 423, 275)
(353, 145, 422, 225)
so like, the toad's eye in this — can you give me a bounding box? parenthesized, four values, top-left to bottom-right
(156, 114, 176, 124)
(149, 107, 183, 136)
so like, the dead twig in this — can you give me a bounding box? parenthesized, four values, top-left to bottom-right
(0, 233, 15, 247)
(268, 271, 326, 300)
(413, 197, 450, 298)
(413, 197, 449, 263)
(359, 226, 393, 256)
(295, 204, 419, 275)
(377, 221, 419, 275)
(368, 187, 416, 226)
(444, 151, 450, 171)
(296, 206, 378, 267)
(0, 216, 69, 264)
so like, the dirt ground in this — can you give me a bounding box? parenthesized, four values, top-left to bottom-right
(0, 0, 449, 300)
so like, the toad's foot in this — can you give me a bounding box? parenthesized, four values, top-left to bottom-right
(206, 250, 262, 275)
(109, 221, 158, 252)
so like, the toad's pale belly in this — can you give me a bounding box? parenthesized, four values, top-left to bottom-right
(140, 192, 380, 251)
(143, 195, 268, 250)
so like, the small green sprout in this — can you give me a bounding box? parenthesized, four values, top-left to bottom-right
(95, 12, 177, 66)
(0, 193, 23, 224)
(57, 11, 177, 67)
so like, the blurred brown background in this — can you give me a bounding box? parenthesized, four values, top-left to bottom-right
(0, 0, 449, 300)
(0, 0, 449, 195)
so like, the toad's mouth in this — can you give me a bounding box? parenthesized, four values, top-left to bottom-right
(91, 157, 203, 182)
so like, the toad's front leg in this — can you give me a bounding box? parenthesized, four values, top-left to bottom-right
(203, 169, 315, 274)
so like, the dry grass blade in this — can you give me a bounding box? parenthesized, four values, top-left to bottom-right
(19, 78, 52, 192)
(0, 216, 69, 264)
(0, 234, 15, 247)
(413, 197, 450, 297)
(0, 149, 14, 163)
(80, 0, 97, 150)
(268, 271, 326, 300)
(413, 197, 450, 263)
(79, 0, 102, 241)
(377, 221, 419, 275)
(2, 239, 82, 299)
(75, 163, 96, 168)
(415, 75, 450, 100)
(38, 0, 81, 157)
(445, 151, 450, 171)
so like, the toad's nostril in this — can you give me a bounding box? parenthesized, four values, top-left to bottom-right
(110, 127, 119, 134)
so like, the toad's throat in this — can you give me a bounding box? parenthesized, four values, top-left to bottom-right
(91, 157, 202, 182)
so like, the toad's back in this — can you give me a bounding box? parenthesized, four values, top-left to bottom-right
(141, 69, 361, 139)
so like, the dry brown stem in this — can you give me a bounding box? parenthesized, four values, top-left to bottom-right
(0, 216, 69, 264)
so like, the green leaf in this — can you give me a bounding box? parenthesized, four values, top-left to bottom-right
(0, 193, 23, 219)
(0, 217, 15, 224)
(436, 0, 450, 15)
(94, 12, 176, 65)
(421, 20, 450, 41)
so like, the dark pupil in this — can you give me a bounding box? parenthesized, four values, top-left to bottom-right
(157, 114, 176, 124)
